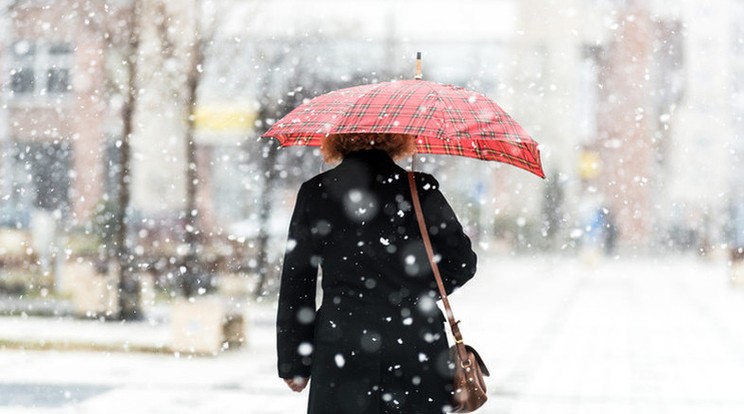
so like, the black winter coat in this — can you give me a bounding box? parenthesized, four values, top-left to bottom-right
(276, 149, 477, 414)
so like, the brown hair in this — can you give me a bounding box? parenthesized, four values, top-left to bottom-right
(320, 133, 416, 163)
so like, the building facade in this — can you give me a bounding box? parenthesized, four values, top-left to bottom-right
(512, 0, 737, 251)
(1, 1, 130, 232)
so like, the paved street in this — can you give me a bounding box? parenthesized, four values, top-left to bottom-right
(1, 254, 744, 413)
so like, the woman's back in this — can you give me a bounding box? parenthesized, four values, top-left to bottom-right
(277, 149, 477, 414)
(309, 150, 440, 305)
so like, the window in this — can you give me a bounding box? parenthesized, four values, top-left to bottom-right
(10, 40, 35, 94)
(8, 40, 73, 98)
(6, 141, 72, 216)
(577, 45, 602, 143)
(30, 141, 71, 211)
(103, 135, 123, 200)
(47, 43, 72, 94)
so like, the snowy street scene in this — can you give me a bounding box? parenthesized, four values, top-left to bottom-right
(2, 255, 744, 413)
(1, 0, 744, 413)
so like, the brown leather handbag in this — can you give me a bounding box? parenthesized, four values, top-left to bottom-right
(407, 172, 490, 413)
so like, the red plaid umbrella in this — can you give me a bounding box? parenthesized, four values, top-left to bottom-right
(262, 79, 544, 178)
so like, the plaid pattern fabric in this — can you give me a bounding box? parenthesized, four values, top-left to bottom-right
(263, 80, 544, 178)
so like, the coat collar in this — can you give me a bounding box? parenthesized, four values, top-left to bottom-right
(343, 149, 396, 166)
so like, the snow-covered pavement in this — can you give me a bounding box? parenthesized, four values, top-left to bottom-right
(1, 254, 744, 414)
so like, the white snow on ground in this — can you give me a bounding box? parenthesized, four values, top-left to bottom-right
(1, 253, 744, 413)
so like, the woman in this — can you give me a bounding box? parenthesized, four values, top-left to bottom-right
(276, 133, 477, 414)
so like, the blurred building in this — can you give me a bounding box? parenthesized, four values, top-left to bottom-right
(660, 0, 735, 251)
(0, 0, 210, 248)
(506, 0, 609, 249)
(592, 3, 684, 248)
(2, 0, 741, 256)
(730, 1, 744, 248)
(511, 0, 739, 251)
(0, 0, 130, 231)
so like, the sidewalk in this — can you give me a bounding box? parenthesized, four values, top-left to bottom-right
(1, 254, 744, 414)
(0, 296, 258, 354)
(0, 292, 176, 353)
(0, 315, 170, 353)
(462, 254, 744, 414)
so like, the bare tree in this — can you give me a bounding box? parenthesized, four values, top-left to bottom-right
(252, 45, 370, 297)
(78, 0, 145, 320)
(252, 48, 317, 299)
(151, 0, 221, 297)
(180, 0, 214, 297)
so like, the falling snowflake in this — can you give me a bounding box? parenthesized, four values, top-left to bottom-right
(334, 354, 345, 368)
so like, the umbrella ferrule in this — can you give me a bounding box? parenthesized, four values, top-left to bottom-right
(415, 52, 423, 80)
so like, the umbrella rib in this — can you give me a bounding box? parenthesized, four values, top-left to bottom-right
(418, 80, 451, 141)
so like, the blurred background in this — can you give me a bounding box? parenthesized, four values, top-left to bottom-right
(0, 0, 743, 413)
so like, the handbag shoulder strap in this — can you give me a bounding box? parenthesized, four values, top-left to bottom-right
(407, 171, 469, 360)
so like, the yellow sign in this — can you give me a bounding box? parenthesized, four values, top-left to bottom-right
(579, 151, 600, 179)
(194, 105, 256, 132)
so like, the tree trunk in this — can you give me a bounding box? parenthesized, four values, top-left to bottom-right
(181, 61, 204, 298)
(116, 0, 142, 321)
(180, 2, 206, 298)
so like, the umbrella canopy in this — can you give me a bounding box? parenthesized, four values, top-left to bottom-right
(262, 79, 544, 178)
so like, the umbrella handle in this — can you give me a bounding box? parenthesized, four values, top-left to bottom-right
(415, 52, 422, 80)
